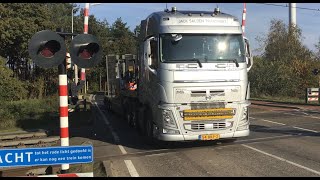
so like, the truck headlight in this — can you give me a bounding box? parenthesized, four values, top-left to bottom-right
(162, 128, 180, 134)
(162, 109, 177, 128)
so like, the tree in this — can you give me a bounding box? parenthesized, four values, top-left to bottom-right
(250, 19, 319, 98)
(0, 3, 54, 79)
(262, 19, 313, 63)
(109, 18, 137, 55)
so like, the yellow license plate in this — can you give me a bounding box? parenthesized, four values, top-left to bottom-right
(199, 134, 220, 140)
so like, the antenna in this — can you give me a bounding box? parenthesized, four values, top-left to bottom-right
(164, 3, 169, 12)
(216, 3, 219, 8)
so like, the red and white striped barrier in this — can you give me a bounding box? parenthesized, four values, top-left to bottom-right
(241, 3, 247, 35)
(80, 68, 86, 81)
(59, 74, 69, 171)
(80, 3, 89, 84)
(308, 97, 319, 101)
(37, 172, 94, 177)
(84, 3, 89, 35)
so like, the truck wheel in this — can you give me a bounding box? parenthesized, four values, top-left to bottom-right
(131, 110, 137, 128)
(136, 106, 146, 136)
(127, 113, 135, 127)
(145, 108, 157, 145)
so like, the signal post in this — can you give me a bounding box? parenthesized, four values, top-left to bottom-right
(28, 28, 102, 174)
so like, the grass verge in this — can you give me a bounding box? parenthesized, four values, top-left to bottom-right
(0, 97, 93, 133)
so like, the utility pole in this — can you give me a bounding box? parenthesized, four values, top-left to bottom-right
(106, 56, 110, 97)
(82, 3, 102, 94)
(82, 3, 89, 94)
(289, 3, 296, 28)
(241, 3, 247, 36)
(99, 69, 102, 91)
(72, 6, 79, 86)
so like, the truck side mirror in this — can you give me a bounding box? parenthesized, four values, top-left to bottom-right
(244, 37, 253, 72)
(144, 37, 157, 75)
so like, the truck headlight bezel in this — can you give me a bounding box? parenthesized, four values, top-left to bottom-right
(162, 109, 177, 129)
(237, 106, 249, 131)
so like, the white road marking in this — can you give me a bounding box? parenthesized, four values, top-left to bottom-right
(94, 98, 139, 177)
(95, 102, 123, 147)
(284, 113, 320, 120)
(145, 152, 170, 157)
(119, 145, 128, 154)
(251, 116, 318, 134)
(293, 126, 318, 133)
(124, 160, 140, 177)
(260, 119, 286, 125)
(242, 144, 320, 176)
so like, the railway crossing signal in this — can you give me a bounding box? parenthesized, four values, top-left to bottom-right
(28, 29, 102, 173)
(70, 34, 103, 68)
(28, 30, 67, 68)
(28, 30, 102, 69)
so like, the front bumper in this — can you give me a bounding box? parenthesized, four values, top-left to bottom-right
(156, 129, 249, 141)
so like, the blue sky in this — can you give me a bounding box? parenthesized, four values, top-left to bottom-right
(78, 3, 320, 55)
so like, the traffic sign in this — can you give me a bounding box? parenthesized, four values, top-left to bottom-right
(0, 145, 93, 168)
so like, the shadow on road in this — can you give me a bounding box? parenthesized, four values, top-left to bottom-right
(44, 92, 320, 154)
(250, 124, 319, 137)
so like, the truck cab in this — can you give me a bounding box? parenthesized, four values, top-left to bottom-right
(135, 7, 253, 142)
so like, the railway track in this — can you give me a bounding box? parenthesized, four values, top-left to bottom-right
(0, 130, 60, 177)
(0, 130, 59, 149)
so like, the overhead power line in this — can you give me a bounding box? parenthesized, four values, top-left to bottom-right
(257, 3, 320, 12)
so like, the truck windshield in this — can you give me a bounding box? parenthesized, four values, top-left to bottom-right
(160, 34, 245, 63)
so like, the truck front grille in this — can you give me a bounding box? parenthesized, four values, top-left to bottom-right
(184, 122, 228, 131)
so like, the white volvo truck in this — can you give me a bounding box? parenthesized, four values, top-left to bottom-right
(108, 7, 253, 142)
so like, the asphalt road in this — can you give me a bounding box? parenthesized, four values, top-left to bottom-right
(91, 94, 320, 177)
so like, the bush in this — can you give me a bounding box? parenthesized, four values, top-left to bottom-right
(0, 56, 28, 101)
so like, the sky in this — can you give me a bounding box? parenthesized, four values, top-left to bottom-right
(78, 3, 320, 55)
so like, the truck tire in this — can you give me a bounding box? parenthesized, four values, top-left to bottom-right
(131, 107, 137, 128)
(145, 107, 157, 145)
(127, 112, 135, 127)
(136, 106, 146, 136)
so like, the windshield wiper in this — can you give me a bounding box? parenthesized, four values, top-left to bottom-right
(231, 59, 239, 67)
(165, 59, 203, 68)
